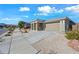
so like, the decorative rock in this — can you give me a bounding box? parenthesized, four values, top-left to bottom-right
(68, 40, 79, 51)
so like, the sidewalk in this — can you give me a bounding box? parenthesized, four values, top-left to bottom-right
(0, 36, 12, 54)
(10, 29, 38, 54)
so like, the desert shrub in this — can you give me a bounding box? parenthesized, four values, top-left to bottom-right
(5, 33, 11, 36)
(65, 31, 79, 40)
(8, 26, 15, 32)
(76, 31, 79, 40)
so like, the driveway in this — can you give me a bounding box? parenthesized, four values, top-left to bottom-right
(1, 29, 79, 54)
(32, 31, 79, 54)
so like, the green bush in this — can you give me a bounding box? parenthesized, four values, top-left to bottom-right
(65, 31, 79, 40)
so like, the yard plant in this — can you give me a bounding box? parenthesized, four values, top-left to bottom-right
(18, 21, 27, 33)
(65, 31, 79, 40)
(18, 21, 25, 29)
(5, 26, 15, 36)
(66, 31, 79, 51)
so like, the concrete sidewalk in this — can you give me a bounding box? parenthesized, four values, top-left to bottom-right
(10, 29, 38, 54)
(0, 36, 12, 54)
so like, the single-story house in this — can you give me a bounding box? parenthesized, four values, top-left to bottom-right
(45, 17, 75, 32)
(31, 17, 75, 32)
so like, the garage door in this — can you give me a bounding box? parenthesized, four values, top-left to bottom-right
(45, 23, 60, 31)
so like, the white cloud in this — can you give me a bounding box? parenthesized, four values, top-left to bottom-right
(38, 5, 64, 13)
(38, 6, 60, 14)
(35, 5, 64, 16)
(34, 13, 48, 16)
(38, 6, 54, 13)
(19, 7, 30, 12)
(65, 5, 79, 12)
(57, 9, 64, 13)
(1, 17, 21, 21)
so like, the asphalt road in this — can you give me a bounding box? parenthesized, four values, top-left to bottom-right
(0, 29, 8, 35)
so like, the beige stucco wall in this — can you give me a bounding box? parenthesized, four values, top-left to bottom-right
(60, 20, 65, 32)
(45, 23, 60, 31)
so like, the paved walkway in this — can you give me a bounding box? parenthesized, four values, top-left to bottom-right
(0, 36, 12, 54)
(10, 29, 37, 54)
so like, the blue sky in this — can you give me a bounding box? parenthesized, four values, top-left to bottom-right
(0, 4, 79, 24)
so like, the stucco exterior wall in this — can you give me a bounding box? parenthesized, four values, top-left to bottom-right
(60, 20, 65, 32)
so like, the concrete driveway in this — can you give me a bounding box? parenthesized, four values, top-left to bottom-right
(1, 28, 79, 54)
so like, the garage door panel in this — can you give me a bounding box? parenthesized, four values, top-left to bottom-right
(45, 23, 60, 31)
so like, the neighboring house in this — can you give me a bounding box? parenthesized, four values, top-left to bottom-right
(72, 23, 79, 31)
(31, 17, 75, 32)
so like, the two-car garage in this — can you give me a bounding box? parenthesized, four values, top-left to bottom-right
(45, 22, 60, 31)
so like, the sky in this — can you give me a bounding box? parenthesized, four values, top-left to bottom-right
(0, 4, 79, 25)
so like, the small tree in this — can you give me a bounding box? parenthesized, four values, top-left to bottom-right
(18, 21, 25, 29)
